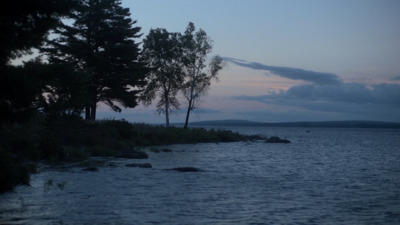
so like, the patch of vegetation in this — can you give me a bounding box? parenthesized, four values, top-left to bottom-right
(0, 148, 31, 192)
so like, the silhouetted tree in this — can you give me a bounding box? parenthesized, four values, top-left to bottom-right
(0, 60, 88, 123)
(42, 0, 147, 120)
(180, 22, 224, 128)
(0, 63, 45, 123)
(0, 0, 76, 67)
(39, 63, 89, 119)
(0, 0, 76, 123)
(140, 28, 184, 126)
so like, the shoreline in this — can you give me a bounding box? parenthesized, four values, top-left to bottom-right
(0, 118, 265, 193)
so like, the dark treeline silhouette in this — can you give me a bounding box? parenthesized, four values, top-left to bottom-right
(0, 0, 224, 192)
(0, 0, 78, 192)
(1, 0, 77, 123)
(1, 0, 147, 123)
(1, 0, 222, 126)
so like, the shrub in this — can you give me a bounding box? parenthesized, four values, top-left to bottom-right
(0, 148, 30, 192)
(63, 146, 89, 161)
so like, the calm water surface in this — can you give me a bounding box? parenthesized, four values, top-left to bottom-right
(1, 127, 400, 224)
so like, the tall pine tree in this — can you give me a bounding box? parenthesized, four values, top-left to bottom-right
(42, 0, 146, 120)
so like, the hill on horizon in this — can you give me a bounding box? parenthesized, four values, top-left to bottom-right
(187, 119, 400, 128)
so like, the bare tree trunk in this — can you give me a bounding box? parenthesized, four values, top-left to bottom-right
(183, 108, 190, 129)
(90, 104, 96, 120)
(184, 84, 195, 129)
(183, 98, 192, 129)
(165, 99, 170, 127)
(85, 107, 91, 120)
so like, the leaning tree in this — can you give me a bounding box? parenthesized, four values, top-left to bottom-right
(42, 0, 147, 120)
(180, 22, 224, 128)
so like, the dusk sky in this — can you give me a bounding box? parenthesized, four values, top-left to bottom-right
(100, 0, 400, 123)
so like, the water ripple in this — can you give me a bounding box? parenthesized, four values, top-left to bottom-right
(1, 127, 400, 224)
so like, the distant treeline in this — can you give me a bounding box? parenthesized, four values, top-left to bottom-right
(189, 120, 400, 129)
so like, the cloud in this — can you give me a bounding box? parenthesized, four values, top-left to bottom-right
(233, 82, 400, 122)
(221, 57, 399, 121)
(192, 108, 221, 114)
(223, 57, 342, 85)
(236, 83, 400, 105)
(391, 75, 400, 81)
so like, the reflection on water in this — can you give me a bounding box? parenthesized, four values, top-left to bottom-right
(1, 127, 400, 224)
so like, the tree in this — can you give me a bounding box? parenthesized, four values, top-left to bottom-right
(0, 63, 46, 123)
(180, 22, 224, 129)
(39, 63, 89, 119)
(42, 0, 147, 120)
(0, 60, 88, 123)
(140, 28, 184, 126)
(0, 0, 76, 67)
(0, 0, 76, 123)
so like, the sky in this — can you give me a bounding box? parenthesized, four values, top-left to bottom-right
(100, 1, 399, 123)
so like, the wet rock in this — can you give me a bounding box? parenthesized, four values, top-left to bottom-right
(165, 167, 204, 172)
(81, 166, 99, 172)
(162, 148, 173, 152)
(125, 163, 152, 168)
(105, 162, 118, 168)
(115, 151, 148, 159)
(266, 136, 291, 143)
(150, 148, 172, 153)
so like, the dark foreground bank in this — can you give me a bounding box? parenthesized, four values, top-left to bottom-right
(0, 117, 263, 192)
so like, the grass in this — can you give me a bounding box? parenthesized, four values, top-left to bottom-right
(0, 116, 263, 193)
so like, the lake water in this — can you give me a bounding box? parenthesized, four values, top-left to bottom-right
(1, 127, 400, 224)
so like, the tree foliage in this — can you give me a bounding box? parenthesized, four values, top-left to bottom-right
(0, 64, 44, 123)
(140, 28, 184, 126)
(0, 0, 76, 123)
(139, 22, 223, 127)
(0, 0, 76, 67)
(39, 62, 89, 118)
(42, 0, 147, 120)
(0, 60, 88, 123)
(180, 22, 224, 128)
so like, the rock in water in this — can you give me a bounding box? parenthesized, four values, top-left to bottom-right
(162, 148, 173, 152)
(165, 167, 204, 172)
(266, 136, 291, 143)
(125, 163, 152, 168)
(81, 167, 99, 172)
(115, 151, 149, 159)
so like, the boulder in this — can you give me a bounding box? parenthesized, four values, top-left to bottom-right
(162, 148, 173, 152)
(81, 166, 99, 172)
(125, 163, 152, 168)
(164, 167, 204, 172)
(266, 136, 291, 143)
(115, 151, 148, 159)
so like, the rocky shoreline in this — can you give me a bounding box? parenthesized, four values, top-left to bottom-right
(39, 135, 291, 175)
